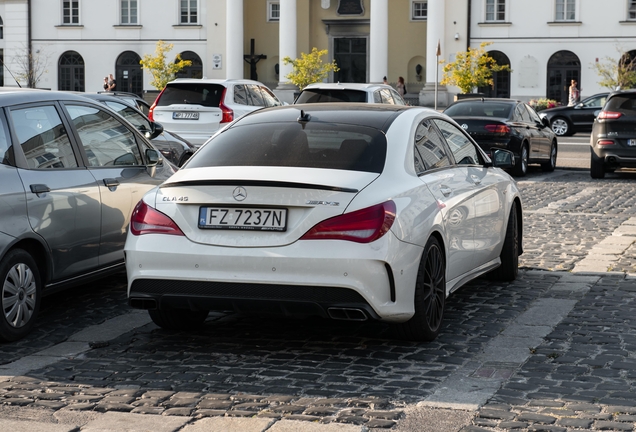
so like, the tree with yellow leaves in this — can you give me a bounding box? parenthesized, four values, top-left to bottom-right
(140, 41, 192, 90)
(440, 42, 511, 94)
(282, 48, 339, 90)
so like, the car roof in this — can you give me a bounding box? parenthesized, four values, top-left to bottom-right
(608, 89, 636, 98)
(167, 78, 266, 86)
(82, 92, 138, 107)
(301, 83, 396, 91)
(233, 103, 411, 132)
(0, 88, 106, 107)
(449, 98, 522, 105)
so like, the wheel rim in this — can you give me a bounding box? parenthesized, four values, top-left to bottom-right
(550, 143, 557, 168)
(2, 263, 37, 328)
(422, 244, 445, 331)
(521, 146, 528, 174)
(551, 119, 568, 136)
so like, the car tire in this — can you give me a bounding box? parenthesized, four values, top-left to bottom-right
(512, 144, 529, 176)
(395, 236, 445, 342)
(550, 117, 573, 137)
(590, 152, 605, 179)
(486, 204, 519, 282)
(149, 308, 209, 331)
(541, 140, 557, 172)
(0, 249, 42, 342)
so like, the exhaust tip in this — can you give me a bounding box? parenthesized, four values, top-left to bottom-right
(328, 307, 368, 321)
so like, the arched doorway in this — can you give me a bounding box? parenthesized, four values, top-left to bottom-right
(58, 51, 85, 91)
(478, 51, 510, 98)
(547, 51, 580, 105)
(176, 51, 203, 79)
(619, 50, 636, 90)
(115, 51, 143, 96)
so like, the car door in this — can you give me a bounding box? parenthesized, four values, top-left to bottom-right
(8, 103, 102, 280)
(432, 119, 506, 269)
(62, 102, 160, 266)
(515, 103, 546, 159)
(570, 94, 607, 128)
(526, 103, 553, 156)
(413, 119, 476, 282)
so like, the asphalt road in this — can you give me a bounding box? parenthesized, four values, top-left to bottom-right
(556, 133, 590, 170)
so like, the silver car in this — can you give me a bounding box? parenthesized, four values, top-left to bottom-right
(0, 89, 175, 341)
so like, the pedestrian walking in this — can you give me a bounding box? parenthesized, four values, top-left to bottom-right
(568, 79, 579, 106)
(396, 76, 407, 97)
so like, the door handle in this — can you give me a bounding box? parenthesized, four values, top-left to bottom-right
(440, 186, 452, 197)
(29, 184, 51, 195)
(103, 178, 120, 188)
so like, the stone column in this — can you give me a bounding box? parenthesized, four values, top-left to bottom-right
(420, 0, 450, 108)
(277, 0, 297, 90)
(369, 0, 388, 84)
(226, 0, 244, 79)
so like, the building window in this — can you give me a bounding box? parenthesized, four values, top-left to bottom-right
(412, 1, 427, 20)
(486, 0, 505, 21)
(629, 0, 636, 19)
(62, 1, 79, 25)
(0, 17, 3, 39)
(120, 0, 138, 25)
(555, 0, 576, 21)
(268, 1, 280, 22)
(180, 0, 198, 24)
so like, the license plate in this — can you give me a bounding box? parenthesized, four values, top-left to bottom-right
(173, 112, 199, 120)
(198, 207, 287, 231)
(628, 139, 636, 147)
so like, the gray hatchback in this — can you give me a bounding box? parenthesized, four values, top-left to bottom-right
(0, 89, 175, 341)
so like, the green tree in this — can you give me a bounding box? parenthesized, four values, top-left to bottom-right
(282, 47, 339, 90)
(592, 48, 636, 90)
(140, 40, 192, 90)
(440, 42, 511, 94)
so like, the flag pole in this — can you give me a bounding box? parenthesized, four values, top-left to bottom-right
(435, 39, 441, 111)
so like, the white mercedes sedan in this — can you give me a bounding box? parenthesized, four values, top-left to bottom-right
(124, 104, 522, 341)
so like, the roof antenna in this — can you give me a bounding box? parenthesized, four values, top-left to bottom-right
(297, 109, 311, 123)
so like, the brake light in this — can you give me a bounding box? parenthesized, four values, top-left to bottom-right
(219, 88, 233, 123)
(596, 140, 615, 146)
(130, 200, 184, 236)
(300, 201, 396, 243)
(484, 124, 511, 133)
(598, 111, 622, 120)
(148, 88, 165, 122)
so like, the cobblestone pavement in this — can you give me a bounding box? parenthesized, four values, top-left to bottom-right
(2, 168, 636, 431)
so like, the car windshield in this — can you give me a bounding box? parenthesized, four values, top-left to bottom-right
(605, 94, 636, 113)
(444, 102, 513, 118)
(157, 83, 225, 107)
(295, 89, 368, 103)
(187, 122, 387, 173)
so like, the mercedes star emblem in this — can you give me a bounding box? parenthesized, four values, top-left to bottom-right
(461, 124, 469, 130)
(232, 187, 247, 201)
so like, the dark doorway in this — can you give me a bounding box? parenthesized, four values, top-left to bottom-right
(176, 51, 203, 79)
(58, 51, 85, 92)
(547, 51, 580, 105)
(333, 38, 367, 83)
(478, 50, 510, 98)
(115, 51, 143, 96)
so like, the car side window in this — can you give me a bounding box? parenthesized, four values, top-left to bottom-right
(432, 119, 481, 166)
(524, 104, 542, 124)
(373, 91, 382, 103)
(104, 101, 152, 134)
(379, 89, 394, 104)
(10, 105, 78, 169)
(246, 84, 265, 106)
(0, 113, 13, 166)
(233, 84, 249, 106)
(64, 104, 142, 167)
(390, 89, 406, 105)
(584, 95, 606, 108)
(516, 104, 532, 122)
(259, 86, 282, 107)
(414, 119, 451, 173)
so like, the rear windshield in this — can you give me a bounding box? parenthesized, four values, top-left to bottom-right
(444, 102, 512, 118)
(295, 89, 368, 103)
(605, 94, 636, 112)
(187, 122, 386, 173)
(157, 83, 225, 107)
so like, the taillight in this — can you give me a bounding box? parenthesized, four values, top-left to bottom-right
(300, 201, 396, 243)
(596, 140, 615, 146)
(219, 88, 233, 123)
(148, 87, 165, 122)
(484, 124, 511, 133)
(598, 111, 622, 120)
(130, 200, 184, 236)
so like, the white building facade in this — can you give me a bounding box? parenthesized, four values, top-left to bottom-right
(470, 0, 636, 104)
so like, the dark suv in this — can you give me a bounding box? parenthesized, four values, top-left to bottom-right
(590, 90, 636, 179)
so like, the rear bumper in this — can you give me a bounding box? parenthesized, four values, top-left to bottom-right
(592, 145, 636, 168)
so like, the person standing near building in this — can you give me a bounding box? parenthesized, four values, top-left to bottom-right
(383, 76, 389, 85)
(396, 76, 407, 97)
(568, 79, 580, 106)
(107, 74, 117, 91)
(103, 76, 109, 90)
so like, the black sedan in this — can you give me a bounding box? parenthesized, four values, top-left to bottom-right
(539, 93, 609, 137)
(444, 98, 557, 176)
(590, 90, 636, 178)
(82, 93, 196, 167)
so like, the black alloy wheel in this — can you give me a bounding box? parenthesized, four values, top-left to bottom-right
(512, 144, 529, 176)
(541, 141, 557, 172)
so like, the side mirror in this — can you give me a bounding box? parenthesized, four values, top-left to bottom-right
(145, 148, 162, 177)
(574, 103, 583, 109)
(541, 117, 550, 128)
(147, 121, 164, 140)
(491, 149, 515, 170)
